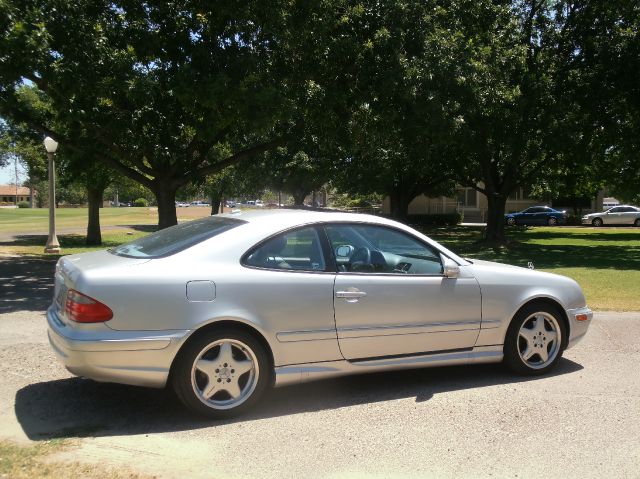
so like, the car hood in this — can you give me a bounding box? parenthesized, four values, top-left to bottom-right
(465, 258, 574, 282)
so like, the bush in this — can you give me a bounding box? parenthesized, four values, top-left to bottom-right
(17, 201, 30, 208)
(405, 212, 463, 226)
(133, 197, 148, 207)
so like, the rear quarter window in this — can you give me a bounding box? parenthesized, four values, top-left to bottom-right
(110, 216, 246, 258)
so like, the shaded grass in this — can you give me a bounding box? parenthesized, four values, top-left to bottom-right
(0, 231, 148, 256)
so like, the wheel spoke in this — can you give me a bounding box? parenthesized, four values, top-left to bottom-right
(519, 328, 536, 345)
(224, 379, 242, 399)
(203, 380, 218, 399)
(522, 346, 535, 361)
(195, 358, 218, 378)
(545, 330, 557, 344)
(216, 341, 234, 364)
(538, 345, 549, 363)
(233, 359, 253, 376)
(534, 316, 547, 334)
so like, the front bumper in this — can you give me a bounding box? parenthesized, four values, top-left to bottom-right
(566, 306, 593, 349)
(581, 217, 595, 225)
(47, 307, 190, 388)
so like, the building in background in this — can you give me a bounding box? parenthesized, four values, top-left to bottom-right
(0, 185, 34, 206)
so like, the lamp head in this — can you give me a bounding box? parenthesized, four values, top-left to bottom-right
(43, 136, 58, 153)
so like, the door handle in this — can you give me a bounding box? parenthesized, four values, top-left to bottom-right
(336, 290, 367, 299)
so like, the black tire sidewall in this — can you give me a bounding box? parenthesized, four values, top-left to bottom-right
(172, 328, 271, 418)
(503, 303, 567, 376)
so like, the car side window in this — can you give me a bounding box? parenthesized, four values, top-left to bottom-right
(325, 224, 443, 275)
(244, 227, 326, 272)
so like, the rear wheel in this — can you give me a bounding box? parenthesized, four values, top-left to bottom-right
(592, 217, 603, 227)
(547, 217, 558, 226)
(506, 217, 516, 226)
(172, 328, 270, 418)
(635, 218, 640, 227)
(504, 303, 566, 375)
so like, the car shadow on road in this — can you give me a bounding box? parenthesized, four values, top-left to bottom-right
(15, 358, 583, 440)
(0, 253, 56, 313)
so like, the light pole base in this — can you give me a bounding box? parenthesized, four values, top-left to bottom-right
(44, 245, 61, 254)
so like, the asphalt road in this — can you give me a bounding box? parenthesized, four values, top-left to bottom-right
(0, 301, 638, 478)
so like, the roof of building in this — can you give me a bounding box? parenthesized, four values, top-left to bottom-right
(0, 185, 32, 196)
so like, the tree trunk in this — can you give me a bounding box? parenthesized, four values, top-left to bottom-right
(292, 191, 307, 206)
(154, 186, 178, 229)
(484, 193, 508, 244)
(86, 185, 104, 245)
(210, 196, 222, 215)
(389, 186, 414, 220)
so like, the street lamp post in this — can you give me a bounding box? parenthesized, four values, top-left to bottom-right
(44, 136, 60, 254)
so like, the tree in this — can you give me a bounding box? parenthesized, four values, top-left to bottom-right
(427, 1, 614, 243)
(314, 2, 462, 219)
(570, 1, 640, 206)
(0, 0, 312, 228)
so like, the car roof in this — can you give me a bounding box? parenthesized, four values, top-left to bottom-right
(194, 208, 469, 265)
(219, 208, 404, 228)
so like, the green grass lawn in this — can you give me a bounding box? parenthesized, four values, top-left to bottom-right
(1, 207, 639, 311)
(0, 206, 159, 233)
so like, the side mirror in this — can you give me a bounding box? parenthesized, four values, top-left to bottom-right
(442, 256, 460, 278)
(336, 245, 353, 258)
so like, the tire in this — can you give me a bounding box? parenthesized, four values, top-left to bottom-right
(503, 303, 567, 375)
(172, 328, 270, 418)
(634, 218, 640, 227)
(547, 217, 558, 226)
(506, 217, 516, 226)
(592, 217, 603, 227)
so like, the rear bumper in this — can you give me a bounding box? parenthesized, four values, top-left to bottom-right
(566, 306, 593, 349)
(47, 307, 190, 388)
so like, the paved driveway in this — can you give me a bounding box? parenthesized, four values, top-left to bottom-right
(0, 256, 638, 478)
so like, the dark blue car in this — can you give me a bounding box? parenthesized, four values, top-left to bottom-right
(505, 206, 567, 226)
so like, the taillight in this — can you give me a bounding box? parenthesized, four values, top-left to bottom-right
(65, 289, 113, 323)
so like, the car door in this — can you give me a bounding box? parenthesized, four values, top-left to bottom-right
(619, 207, 637, 224)
(520, 207, 537, 225)
(241, 225, 341, 365)
(603, 206, 623, 225)
(325, 223, 482, 360)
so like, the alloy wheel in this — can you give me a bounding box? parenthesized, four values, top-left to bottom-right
(190, 339, 260, 410)
(517, 313, 561, 370)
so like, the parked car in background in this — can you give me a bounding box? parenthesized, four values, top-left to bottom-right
(190, 201, 211, 207)
(47, 210, 591, 418)
(175, 201, 189, 208)
(505, 206, 567, 226)
(582, 205, 640, 227)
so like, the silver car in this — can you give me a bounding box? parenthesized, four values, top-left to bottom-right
(47, 210, 592, 417)
(582, 205, 640, 227)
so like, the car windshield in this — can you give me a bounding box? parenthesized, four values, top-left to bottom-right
(110, 216, 246, 258)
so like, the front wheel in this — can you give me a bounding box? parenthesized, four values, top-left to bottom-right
(504, 303, 566, 375)
(592, 217, 603, 227)
(172, 329, 270, 418)
(547, 217, 558, 226)
(634, 218, 640, 227)
(506, 217, 516, 226)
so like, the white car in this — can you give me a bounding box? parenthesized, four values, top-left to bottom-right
(582, 205, 640, 227)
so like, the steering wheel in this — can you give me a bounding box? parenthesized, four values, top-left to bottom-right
(350, 247, 372, 272)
